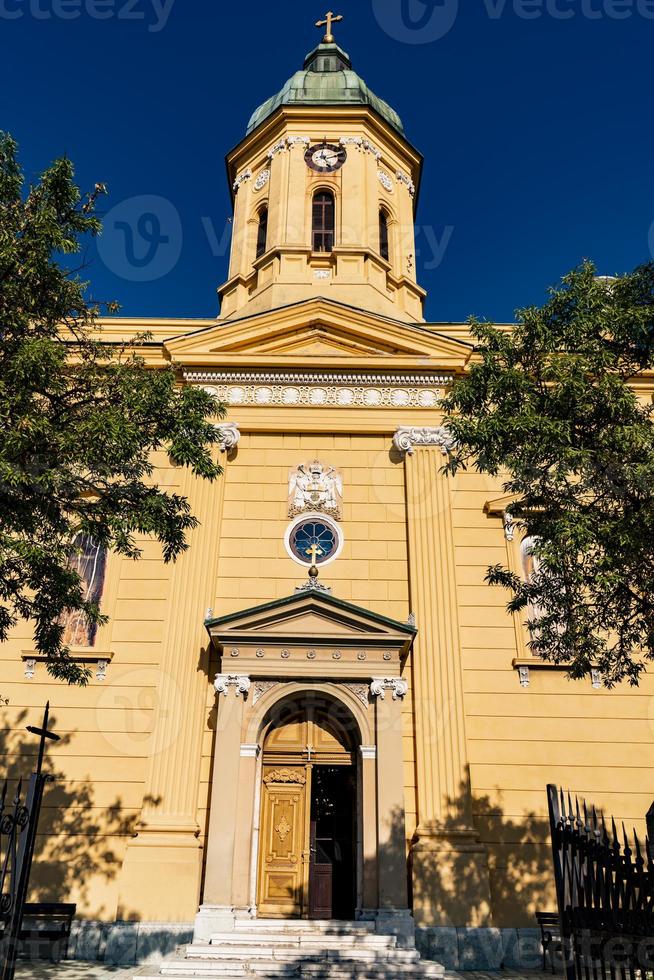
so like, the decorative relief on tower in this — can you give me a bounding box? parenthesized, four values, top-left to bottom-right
(288, 461, 343, 518)
(377, 169, 394, 193)
(338, 136, 382, 160)
(287, 136, 311, 148)
(233, 169, 252, 192)
(392, 425, 455, 456)
(396, 170, 416, 197)
(254, 169, 271, 191)
(267, 139, 287, 159)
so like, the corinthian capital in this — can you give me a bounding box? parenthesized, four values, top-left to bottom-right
(392, 425, 455, 457)
(214, 673, 251, 698)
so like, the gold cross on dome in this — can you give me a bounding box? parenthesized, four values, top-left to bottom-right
(316, 10, 343, 43)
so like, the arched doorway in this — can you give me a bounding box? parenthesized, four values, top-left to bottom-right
(257, 694, 359, 920)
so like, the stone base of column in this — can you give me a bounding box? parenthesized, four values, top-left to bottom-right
(193, 905, 239, 942)
(410, 826, 492, 928)
(373, 908, 416, 948)
(116, 830, 203, 922)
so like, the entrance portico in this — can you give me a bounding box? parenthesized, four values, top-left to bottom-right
(195, 586, 416, 944)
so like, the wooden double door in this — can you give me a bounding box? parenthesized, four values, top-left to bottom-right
(257, 706, 357, 919)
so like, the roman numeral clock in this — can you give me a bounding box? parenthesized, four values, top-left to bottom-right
(304, 143, 347, 173)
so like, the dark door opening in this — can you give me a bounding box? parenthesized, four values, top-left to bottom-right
(308, 765, 356, 920)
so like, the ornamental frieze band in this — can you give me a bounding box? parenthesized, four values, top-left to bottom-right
(188, 371, 452, 410)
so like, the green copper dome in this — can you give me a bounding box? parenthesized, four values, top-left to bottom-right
(246, 42, 405, 137)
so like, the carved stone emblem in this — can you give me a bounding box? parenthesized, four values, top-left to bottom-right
(264, 769, 307, 785)
(289, 460, 343, 518)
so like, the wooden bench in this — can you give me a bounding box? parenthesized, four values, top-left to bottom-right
(18, 902, 76, 961)
(536, 911, 562, 973)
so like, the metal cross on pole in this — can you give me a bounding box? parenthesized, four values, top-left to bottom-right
(316, 10, 343, 43)
(1, 704, 60, 980)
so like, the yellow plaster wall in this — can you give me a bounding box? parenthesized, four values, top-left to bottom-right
(0, 452, 183, 919)
(450, 470, 654, 925)
(2, 432, 653, 926)
(195, 430, 419, 845)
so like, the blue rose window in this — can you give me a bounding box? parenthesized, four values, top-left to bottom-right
(290, 519, 339, 565)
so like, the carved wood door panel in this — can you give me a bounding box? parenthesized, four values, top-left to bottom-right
(257, 766, 309, 917)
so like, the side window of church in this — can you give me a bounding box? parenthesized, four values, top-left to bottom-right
(61, 533, 107, 647)
(520, 535, 542, 625)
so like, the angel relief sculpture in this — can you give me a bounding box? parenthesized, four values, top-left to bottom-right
(288, 460, 343, 519)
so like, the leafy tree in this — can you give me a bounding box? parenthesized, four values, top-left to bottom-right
(443, 261, 654, 687)
(0, 132, 225, 684)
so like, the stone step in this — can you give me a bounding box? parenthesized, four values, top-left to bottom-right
(143, 962, 444, 980)
(186, 946, 419, 963)
(227, 919, 375, 934)
(206, 933, 398, 948)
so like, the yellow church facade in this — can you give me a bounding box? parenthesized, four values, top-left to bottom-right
(3, 19, 653, 971)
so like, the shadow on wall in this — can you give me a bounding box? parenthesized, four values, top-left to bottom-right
(1, 707, 159, 919)
(368, 782, 553, 926)
(366, 779, 554, 969)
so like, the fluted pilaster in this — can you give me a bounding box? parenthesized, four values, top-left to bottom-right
(396, 427, 491, 926)
(403, 444, 469, 828)
(117, 438, 234, 921)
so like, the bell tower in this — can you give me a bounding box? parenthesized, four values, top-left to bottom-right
(219, 13, 426, 323)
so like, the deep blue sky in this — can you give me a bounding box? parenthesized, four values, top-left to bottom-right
(1, 0, 652, 323)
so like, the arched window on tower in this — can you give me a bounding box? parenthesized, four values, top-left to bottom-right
(379, 209, 390, 262)
(256, 206, 268, 259)
(312, 191, 335, 253)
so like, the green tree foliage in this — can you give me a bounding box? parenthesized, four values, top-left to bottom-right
(443, 261, 654, 687)
(0, 133, 225, 684)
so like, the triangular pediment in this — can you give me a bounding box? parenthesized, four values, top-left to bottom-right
(206, 590, 415, 647)
(165, 298, 472, 372)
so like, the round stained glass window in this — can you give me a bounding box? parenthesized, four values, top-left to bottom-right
(286, 514, 343, 567)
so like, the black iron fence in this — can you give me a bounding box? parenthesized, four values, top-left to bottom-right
(548, 783, 654, 980)
(0, 704, 58, 980)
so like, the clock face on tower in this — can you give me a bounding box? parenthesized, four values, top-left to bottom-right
(305, 143, 347, 173)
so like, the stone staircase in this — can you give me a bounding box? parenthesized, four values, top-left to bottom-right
(134, 918, 445, 979)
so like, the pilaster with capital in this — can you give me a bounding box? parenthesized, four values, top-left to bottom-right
(117, 432, 238, 921)
(394, 426, 491, 927)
